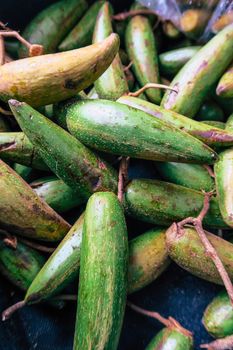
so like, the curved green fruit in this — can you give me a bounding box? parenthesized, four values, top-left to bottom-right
(155, 162, 214, 192)
(225, 113, 233, 132)
(25, 218, 169, 304)
(0, 159, 70, 241)
(31, 176, 84, 213)
(1, 34, 120, 107)
(18, 0, 88, 57)
(73, 192, 128, 350)
(166, 225, 233, 284)
(124, 179, 227, 229)
(217, 63, 233, 99)
(9, 100, 118, 200)
(0, 132, 48, 170)
(93, 2, 128, 100)
(202, 121, 225, 129)
(0, 241, 46, 291)
(161, 24, 233, 118)
(159, 46, 201, 76)
(66, 99, 217, 164)
(13, 163, 34, 182)
(125, 12, 161, 104)
(203, 291, 233, 338)
(53, 95, 85, 130)
(196, 100, 225, 122)
(59, 1, 105, 51)
(145, 327, 193, 350)
(118, 95, 233, 147)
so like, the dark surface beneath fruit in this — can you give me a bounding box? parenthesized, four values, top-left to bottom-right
(0, 1, 223, 349)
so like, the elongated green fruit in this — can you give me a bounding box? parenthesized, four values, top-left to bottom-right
(0, 159, 70, 241)
(13, 164, 34, 182)
(159, 46, 201, 76)
(25, 217, 169, 304)
(73, 192, 128, 350)
(145, 327, 193, 350)
(31, 176, 84, 213)
(155, 162, 214, 192)
(125, 13, 161, 104)
(124, 179, 227, 229)
(59, 1, 105, 51)
(93, 2, 128, 100)
(202, 121, 225, 130)
(18, 0, 88, 57)
(0, 132, 48, 170)
(1, 34, 119, 107)
(66, 99, 217, 164)
(9, 100, 118, 200)
(0, 116, 10, 132)
(196, 100, 225, 122)
(203, 291, 233, 338)
(166, 225, 233, 284)
(217, 63, 233, 98)
(161, 24, 233, 118)
(0, 241, 46, 291)
(118, 95, 233, 147)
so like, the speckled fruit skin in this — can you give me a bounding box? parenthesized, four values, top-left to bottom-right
(0, 241, 46, 291)
(217, 63, 233, 98)
(159, 46, 201, 76)
(166, 225, 233, 284)
(145, 327, 193, 350)
(93, 2, 128, 100)
(31, 176, 84, 213)
(18, 0, 88, 57)
(0, 34, 119, 107)
(118, 96, 233, 147)
(125, 13, 161, 104)
(59, 1, 105, 51)
(66, 99, 217, 164)
(0, 159, 70, 241)
(0, 132, 48, 170)
(9, 100, 118, 200)
(203, 291, 233, 338)
(161, 24, 233, 118)
(155, 162, 214, 192)
(73, 192, 128, 350)
(124, 179, 227, 229)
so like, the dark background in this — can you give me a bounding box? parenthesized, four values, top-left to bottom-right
(0, 1, 222, 349)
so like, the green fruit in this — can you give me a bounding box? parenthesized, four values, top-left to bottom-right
(217, 63, 233, 99)
(196, 100, 225, 122)
(73, 192, 128, 350)
(145, 327, 193, 350)
(13, 164, 34, 182)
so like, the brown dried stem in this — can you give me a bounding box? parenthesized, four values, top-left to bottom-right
(123, 61, 133, 72)
(113, 9, 157, 21)
(2, 300, 26, 321)
(128, 83, 178, 98)
(0, 35, 5, 65)
(201, 335, 233, 350)
(203, 165, 215, 178)
(118, 156, 130, 203)
(19, 238, 55, 254)
(0, 31, 43, 57)
(3, 235, 17, 249)
(0, 106, 13, 116)
(127, 301, 192, 337)
(177, 192, 233, 307)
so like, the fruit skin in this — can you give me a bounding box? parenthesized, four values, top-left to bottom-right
(18, 0, 88, 57)
(53, 95, 85, 130)
(145, 327, 193, 350)
(1, 34, 120, 107)
(202, 291, 233, 338)
(13, 163, 34, 182)
(125, 12, 161, 104)
(24, 216, 169, 304)
(196, 100, 225, 122)
(166, 225, 233, 284)
(0, 132, 48, 170)
(202, 121, 225, 129)
(66, 99, 217, 164)
(124, 179, 227, 229)
(155, 162, 214, 192)
(93, 2, 128, 100)
(0, 159, 70, 241)
(73, 192, 128, 350)
(159, 46, 201, 77)
(31, 176, 84, 213)
(0, 241, 46, 291)
(118, 95, 233, 147)
(59, 1, 105, 51)
(161, 24, 233, 118)
(9, 100, 118, 200)
(217, 63, 233, 98)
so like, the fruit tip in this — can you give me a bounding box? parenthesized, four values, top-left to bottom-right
(8, 99, 22, 108)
